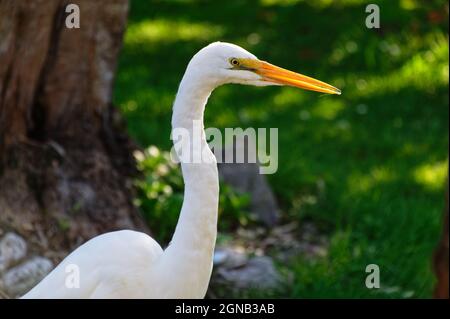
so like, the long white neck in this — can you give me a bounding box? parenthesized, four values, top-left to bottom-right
(170, 76, 219, 251)
(158, 72, 219, 298)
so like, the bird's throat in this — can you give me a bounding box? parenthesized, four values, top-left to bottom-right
(161, 80, 219, 297)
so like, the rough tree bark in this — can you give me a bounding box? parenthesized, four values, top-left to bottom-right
(0, 0, 147, 294)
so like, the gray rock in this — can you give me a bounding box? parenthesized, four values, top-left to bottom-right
(215, 256, 281, 290)
(215, 135, 280, 226)
(0, 232, 27, 273)
(1, 256, 53, 297)
(213, 247, 248, 268)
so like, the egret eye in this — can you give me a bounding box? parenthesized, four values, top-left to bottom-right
(230, 58, 240, 67)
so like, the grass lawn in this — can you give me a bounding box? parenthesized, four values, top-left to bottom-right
(114, 0, 449, 298)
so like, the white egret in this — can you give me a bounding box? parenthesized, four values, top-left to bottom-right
(22, 42, 340, 299)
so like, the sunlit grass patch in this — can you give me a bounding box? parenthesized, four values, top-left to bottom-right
(353, 33, 449, 96)
(272, 88, 305, 110)
(413, 160, 448, 191)
(311, 98, 346, 120)
(125, 19, 224, 44)
(347, 167, 396, 195)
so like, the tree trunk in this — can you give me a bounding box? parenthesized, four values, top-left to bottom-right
(0, 0, 147, 284)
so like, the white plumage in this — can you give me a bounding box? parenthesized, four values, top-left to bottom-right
(22, 42, 339, 299)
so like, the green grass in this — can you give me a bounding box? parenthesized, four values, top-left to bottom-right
(114, 0, 449, 298)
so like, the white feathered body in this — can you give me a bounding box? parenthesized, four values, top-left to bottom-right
(22, 227, 216, 298)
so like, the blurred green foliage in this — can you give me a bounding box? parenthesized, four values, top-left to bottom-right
(134, 146, 251, 243)
(114, 0, 449, 298)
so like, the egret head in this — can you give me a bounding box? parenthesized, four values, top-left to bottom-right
(186, 42, 341, 95)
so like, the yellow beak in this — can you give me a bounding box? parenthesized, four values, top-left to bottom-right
(242, 59, 341, 95)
